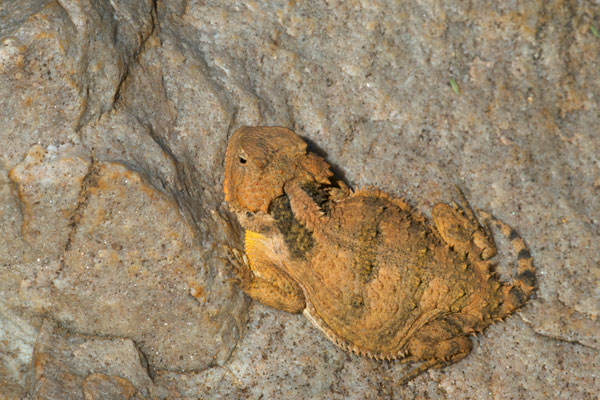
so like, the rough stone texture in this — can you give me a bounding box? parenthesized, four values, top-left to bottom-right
(0, 0, 598, 399)
(31, 320, 151, 399)
(11, 152, 245, 371)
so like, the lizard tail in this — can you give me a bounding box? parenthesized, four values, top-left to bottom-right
(477, 210, 536, 316)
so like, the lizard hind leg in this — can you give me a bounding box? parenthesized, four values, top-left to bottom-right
(397, 330, 473, 385)
(432, 187, 496, 261)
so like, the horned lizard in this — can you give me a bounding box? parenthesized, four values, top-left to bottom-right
(223, 126, 535, 384)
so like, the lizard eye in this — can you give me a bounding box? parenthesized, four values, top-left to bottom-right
(239, 156, 247, 164)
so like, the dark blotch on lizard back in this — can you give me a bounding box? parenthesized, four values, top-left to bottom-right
(269, 195, 315, 259)
(300, 181, 332, 214)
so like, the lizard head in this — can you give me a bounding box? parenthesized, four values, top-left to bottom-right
(224, 126, 311, 214)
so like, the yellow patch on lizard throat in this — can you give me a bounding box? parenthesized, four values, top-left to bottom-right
(244, 230, 270, 272)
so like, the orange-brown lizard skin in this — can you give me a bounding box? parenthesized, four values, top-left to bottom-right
(224, 126, 535, 384)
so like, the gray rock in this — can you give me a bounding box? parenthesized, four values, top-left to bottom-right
(30, 319, 151, 399)
(1, 0, 598, 399)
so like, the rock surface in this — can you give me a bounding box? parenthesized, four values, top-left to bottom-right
(30, 320, 152, 399)
(1, 0, 598, 399)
